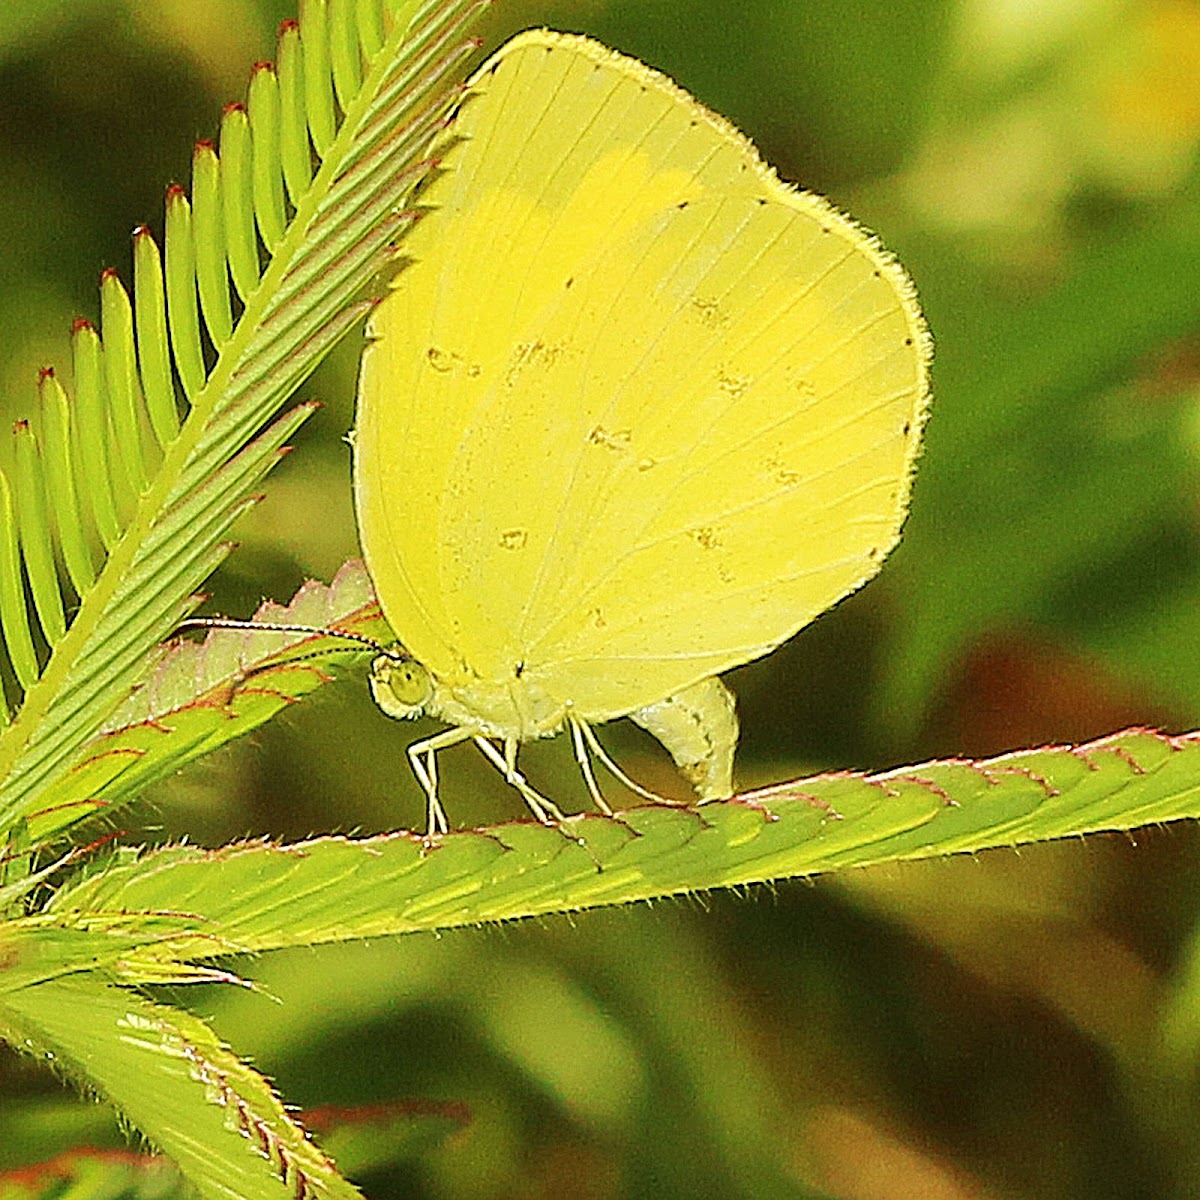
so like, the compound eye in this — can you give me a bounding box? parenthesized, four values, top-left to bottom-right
(368, 654, 433, 719)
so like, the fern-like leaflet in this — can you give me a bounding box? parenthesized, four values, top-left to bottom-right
(0, 0, 492, 847)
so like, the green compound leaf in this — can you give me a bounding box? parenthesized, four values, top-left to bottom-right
(5, 725, 1197, 1194)
(0, 0, 490, 849)
(36, 727, 1200, 968)
(0, 977, 363, 1200)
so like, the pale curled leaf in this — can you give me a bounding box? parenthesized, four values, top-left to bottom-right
(22, 562, 388, 844)
(109, 558, 381, 728)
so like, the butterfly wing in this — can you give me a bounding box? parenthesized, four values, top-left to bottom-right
(353, 31, 930, 724)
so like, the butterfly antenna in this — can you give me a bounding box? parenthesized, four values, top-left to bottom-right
(178, 616, 398, 657)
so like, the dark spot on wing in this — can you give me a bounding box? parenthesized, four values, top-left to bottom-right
(588, 425, 632, 451)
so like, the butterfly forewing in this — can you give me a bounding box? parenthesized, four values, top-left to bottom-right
(353, 31, 930, 727)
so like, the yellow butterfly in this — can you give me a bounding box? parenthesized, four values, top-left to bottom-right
(353, 30, 931, 835)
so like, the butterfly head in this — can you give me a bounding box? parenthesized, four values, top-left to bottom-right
(369, 652, 434, 720)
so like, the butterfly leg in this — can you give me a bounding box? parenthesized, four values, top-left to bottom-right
(566, 717, 614, 814)
(574, 717, 687, 805)
(408, 726, 475, 836)
(471, 735, 567, 825)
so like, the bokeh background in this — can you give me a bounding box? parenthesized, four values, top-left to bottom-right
(3, 0, 1200, 1196)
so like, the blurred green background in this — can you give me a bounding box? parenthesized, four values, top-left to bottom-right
(4, 0, 1200, 1196)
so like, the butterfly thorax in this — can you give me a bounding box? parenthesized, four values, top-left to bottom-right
(428, 665, 568, 741)
(371, 652, 567, 739)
